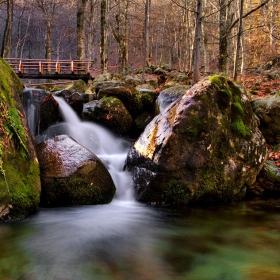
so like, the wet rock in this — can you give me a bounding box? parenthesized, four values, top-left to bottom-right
(83, 97, 132, 134)
(54, 90, 84, 116)
(251, 94, 280, 144)
(22, 88, 60, 135)
(156, 85, 190, 114)
(125, 75, 267, 204)
(247, 161, 280, 198)
(37, 135, 116, 206)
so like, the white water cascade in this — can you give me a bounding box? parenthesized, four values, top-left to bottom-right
(38, 96, 134, 201)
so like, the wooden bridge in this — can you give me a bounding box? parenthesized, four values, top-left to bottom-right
(5, 58, 97, 83)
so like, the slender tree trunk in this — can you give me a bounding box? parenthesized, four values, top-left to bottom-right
(192, 0, 202, 85)
(233, 0, 244, 80)
(77, 0, 87, 61)
(219, 0, 228, 72)
(100, 0, 108, 73)
(240, 24, 246, 75)
(270, 0, 277, 54)
(142, 0, 151, 83)
(1, 0, 14, 57)
(45, 21, 52, 60)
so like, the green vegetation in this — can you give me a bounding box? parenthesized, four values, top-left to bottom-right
(161, 179, 191, 204)
(209, 75, 251, 139)
(0, 57, 41, 220)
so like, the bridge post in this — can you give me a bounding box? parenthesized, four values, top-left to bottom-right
(55, 61, 61, 74)
(39, 61, 44, 74)
(71, 61, 74, 74)
(19, 60, 24, 73)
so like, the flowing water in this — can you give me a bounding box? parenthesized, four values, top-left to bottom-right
(1, 93, 280, 279)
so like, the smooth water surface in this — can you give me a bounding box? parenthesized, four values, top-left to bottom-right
(1, 200, 280, 280)
(11, 92, 280, 279)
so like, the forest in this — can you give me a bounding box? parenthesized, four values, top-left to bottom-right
(0, 0, 279, 80)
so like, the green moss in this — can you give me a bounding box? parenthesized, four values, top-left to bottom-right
(0, 57, 40, 220)
(1, 159, 40, 219)
(232, 101, 244, 115)
(209, 75, 227, 87)
(231, 117, 250, 138)
(161, 180, 191, 204)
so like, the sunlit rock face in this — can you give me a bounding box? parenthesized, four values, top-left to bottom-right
(251, 95, 280, 145)
(37, 135, 116, 206)
(125, 76, 268, 204)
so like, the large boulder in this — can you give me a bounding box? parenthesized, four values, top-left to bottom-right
(22, 88, 60, 135)
(83, 97, 133, 134)
(0, 58, 41, 221)
(37, 135, 115, 206)
(125, 75, 267, 204)
(251, 94, 280, 144)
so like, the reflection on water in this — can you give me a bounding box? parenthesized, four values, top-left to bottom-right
(1, 199, 280, 280)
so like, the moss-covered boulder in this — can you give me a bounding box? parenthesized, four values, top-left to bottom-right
(0, 57, 41, 221)
(125, 75, 267, 204)
(83, 97, 132, 134)
(37, 135, 115, 206)
(251, 94, 280, 144)
(65, 79, 88, 93)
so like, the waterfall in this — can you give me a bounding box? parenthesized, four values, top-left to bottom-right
(37, 96, 134, 201)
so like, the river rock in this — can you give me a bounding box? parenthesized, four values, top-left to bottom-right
(0, 58, 41, 221)
(156, 85, 190, 114)
(247, 161, 280, 198)
(54, 90, 84, 116)
(83, 97, 132, 134)
(37, 135, 116, 206)
(65, 79, 88, 93)
(251, 94, 280, 144)
(22, 88, 60, 135)
(125, 75, 267, 204)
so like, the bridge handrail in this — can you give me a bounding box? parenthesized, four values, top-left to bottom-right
(4, 58, 94, 75)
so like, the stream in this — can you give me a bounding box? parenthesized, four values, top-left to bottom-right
(1, 92, 280, 279)
(1, 200, 280, 279)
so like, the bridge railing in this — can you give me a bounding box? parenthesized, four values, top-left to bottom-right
(4, 58, 94, 75)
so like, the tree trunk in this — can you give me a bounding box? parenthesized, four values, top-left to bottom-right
(1, 0, 14, 57)
(219, 0, 228, 72)
(142, 0, 151, 83)
(77, 0, 87, 61)
(233, 0, 244, 80)
(100, 0, 108, 73)
(192, 0, 202, 85)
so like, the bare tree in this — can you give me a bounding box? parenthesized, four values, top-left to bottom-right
(1, 0, 14, 57)
(77, 0, 87, 61)
(110, 0, 130, 73)
(142, 0, 151, 83)
(192, 0, 202, 84)
(100, 0, 108, 73)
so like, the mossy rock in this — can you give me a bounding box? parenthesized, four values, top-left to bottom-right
(0, 57, 41, 221)
(83, 97, 132, 134)
(65, 79, 88, 93)
(126, 75, 267, 205)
